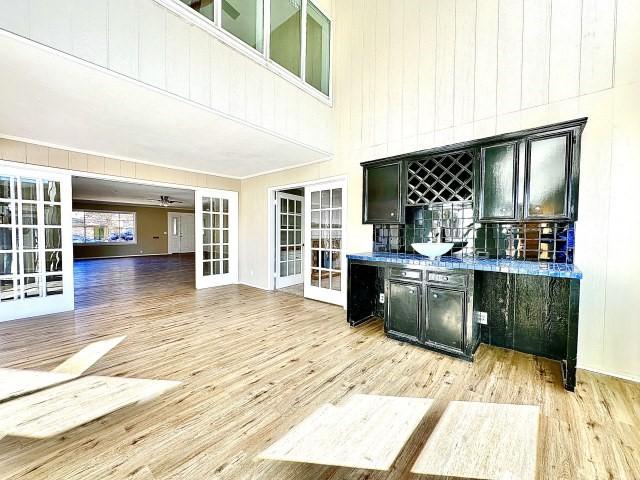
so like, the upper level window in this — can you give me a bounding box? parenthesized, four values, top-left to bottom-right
(180, 0, 215, 22)
(178, 0, 331, 98)
(306, 2, 330, 96)
(270, 0, 302, 76)
(222, 0, 264, 52)
(72, 210, 137, 245)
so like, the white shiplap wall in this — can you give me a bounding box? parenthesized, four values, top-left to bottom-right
(0, 0, 332, 154)
(240, 0, 640, 381)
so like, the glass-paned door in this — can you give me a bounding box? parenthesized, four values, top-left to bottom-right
(195, 189, 238, 289)
(275, 191, 304, 289)
(304, 181, 346, 306)
(0, 166, 74, 322)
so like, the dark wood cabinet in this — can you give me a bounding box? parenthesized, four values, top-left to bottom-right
(477, 142, 519, 221)
(524, 132, 572, 221)
(424, 287, 465, 353)
(475, 123, 582, 222)
(363, 161, 403, 224)
(386, 280, 421, 342)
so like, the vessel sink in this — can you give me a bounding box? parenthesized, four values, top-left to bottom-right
(412, 242, 454, 259)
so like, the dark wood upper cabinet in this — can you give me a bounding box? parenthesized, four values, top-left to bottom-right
(524, 132, 572, 220)
(477, 142, 519, 221)
(363, 161, 403, 224)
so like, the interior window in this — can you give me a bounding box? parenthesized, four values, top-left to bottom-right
(270, 0, 302, 76)
(222, 0, 264, 52)
(180, 0, 215, 22)
(306, 1, 330, 95)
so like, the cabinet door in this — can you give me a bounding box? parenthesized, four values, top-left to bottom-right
(478, 142, 518, 221)
(525, 133, 571, 220)
(386, 281, 421, 341)
(425, 287, 464, 352)
(363, 162, 402, 224)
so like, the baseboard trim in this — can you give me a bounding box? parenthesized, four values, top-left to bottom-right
(238, 281, 270, 291)
(578, 364, 640, 384)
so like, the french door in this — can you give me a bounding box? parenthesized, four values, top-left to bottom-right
(275, 191, 304, 289)
(304, 181, 346, 306)
(195, 189, 238, 289)
(0, 166, 74, 322)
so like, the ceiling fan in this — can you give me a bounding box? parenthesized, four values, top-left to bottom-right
(146, 195, 184, 207)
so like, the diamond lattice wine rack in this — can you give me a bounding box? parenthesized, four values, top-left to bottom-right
(406, 150, 474, 205)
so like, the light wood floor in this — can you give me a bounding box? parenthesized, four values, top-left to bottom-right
(0, 255, 638, 479)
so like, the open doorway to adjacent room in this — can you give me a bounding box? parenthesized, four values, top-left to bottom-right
(273, 187, 305, 297)
(71, 176, 197, 305)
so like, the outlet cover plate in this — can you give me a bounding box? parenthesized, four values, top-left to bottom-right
(474, 311, 488, 325)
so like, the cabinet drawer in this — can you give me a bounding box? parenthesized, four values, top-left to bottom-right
(427, 271, 467, 288)
(389, 267, 423, 282)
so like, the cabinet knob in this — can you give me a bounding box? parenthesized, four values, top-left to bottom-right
(534, 206, 542, 212)
(390, 211, 395, 217)
(500, 208, 506, 213)
(433, 293, 439, 299)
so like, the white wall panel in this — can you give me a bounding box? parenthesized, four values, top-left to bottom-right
(435, 0, 456, 130)
(496, 0, 523, 114)
(454, 0, 476, 126)
(227, 52, 246, 121)
(210, 39, 231, 114)
(189, 27, 211, 106)
(549, 0, 581, 102)
(580, 0, 615, 94)
(474, 0, 498, 120)
(417, 0, 437, 135)
(402, 0, 420, 142)
(0, 0, 29, 37)
(165, 13, 190, 98)
(108, 0, 139, 78)
(387, 0, 404, 143)
(349, 0, 365, 147)
(373, 0, 390, 146)
(521, 0, 550, 108)
(30, 0, 72, 52)
(244, 62, 263, 127)
(139, 0, 167, 89)
(360, 2, 377, 147)
(71, 0, 108, 67)
(614, 0, 640, 87)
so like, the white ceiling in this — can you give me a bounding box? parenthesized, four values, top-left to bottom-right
(72, 176, 195, 209)
(0, 32, 329, 178)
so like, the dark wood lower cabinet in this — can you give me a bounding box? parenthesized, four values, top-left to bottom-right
(425, 287, 465, 353)
(386, 281, 421, 343)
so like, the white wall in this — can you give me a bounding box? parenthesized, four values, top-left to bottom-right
(0, 0, 332, 154)
(240, 0, 640, 381)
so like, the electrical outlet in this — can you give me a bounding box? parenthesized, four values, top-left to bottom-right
(379, 293, 385, 304)
(474, 311, 488, 325)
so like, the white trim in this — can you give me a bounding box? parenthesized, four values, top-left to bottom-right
(275, 191, 304, 289)
(0, 29, 332, 179)
(238, 281, 270, 291)
(72, 209, 138, 246)
(266, 175, 348, 292)
(153, 0, 333, 105)
(577, 365, 640, 384)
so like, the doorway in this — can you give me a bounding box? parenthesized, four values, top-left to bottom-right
(268, 177, 347, 306)
(275, 188, 304, 295)
(168, 212, 195, 254)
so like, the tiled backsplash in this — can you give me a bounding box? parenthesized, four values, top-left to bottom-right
(374, 204, 575, 264)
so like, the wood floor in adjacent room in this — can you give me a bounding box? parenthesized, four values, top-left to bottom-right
(0, 255, 638, 479)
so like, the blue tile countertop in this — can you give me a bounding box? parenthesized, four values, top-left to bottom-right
(347, 252, 583, 280)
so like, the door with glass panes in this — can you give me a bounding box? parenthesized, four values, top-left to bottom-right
(304, 181, 346, 305)
(276, 191, 304, 289)
(0, 167, 74, 322)
(195, 189, 238, 289)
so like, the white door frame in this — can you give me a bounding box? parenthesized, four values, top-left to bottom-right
(195, 188, 238, 290)
(167, 211, 195, 254)
(0, 164, 74, 322)
(275, 191, 304, 289)
(266, 176, 347, 303)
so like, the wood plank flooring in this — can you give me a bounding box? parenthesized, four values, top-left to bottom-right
(0, 255, 639, 479)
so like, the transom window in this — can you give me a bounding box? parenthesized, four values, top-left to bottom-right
(179, 0, 331, 97)
(72, 210, 137, 245)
